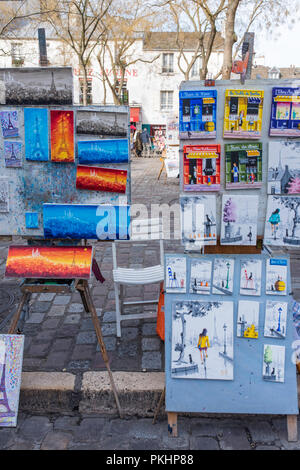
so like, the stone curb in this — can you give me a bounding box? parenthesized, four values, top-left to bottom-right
(19, 371, 165, 416)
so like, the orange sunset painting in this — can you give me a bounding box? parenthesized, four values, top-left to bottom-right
(5, 246, 93, 279)
(50, 110, 74, 162)
(76, 165, 127, 193)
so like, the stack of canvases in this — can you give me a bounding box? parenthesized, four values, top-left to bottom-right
(178, 85, 300, 249)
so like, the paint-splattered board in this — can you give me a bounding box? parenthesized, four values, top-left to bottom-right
(165, 253, 298, 415)
(0, 105, 130, 237)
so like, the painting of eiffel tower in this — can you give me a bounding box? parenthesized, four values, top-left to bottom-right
(4, 141, 22, 168)
(0, 335, 25, 427)
(50, 110, 74, 162)
(24, 107, 49, 161)
(0, 110, 19, 138)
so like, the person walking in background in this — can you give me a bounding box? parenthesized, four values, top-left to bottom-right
(134, 130, 143, 157)
(197, 328, 210, 364)
(140, 128, 150, 156)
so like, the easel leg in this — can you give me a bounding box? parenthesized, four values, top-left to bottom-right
(77, 280, 123, 419)
(168, 412, 178, 437)
(287, 415, 298, 442)
(8, 292, 31, 334)
(153, 386, 165, 425)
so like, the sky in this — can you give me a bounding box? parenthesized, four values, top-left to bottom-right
(255, 21, 300, 67)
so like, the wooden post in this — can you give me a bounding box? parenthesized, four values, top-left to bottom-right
(167, 412, 178, 437)
(152, 386, 165, 425)
(8, 292, 31, 334)
(78, 280, 123, 419)
(287, 415, 298, 442)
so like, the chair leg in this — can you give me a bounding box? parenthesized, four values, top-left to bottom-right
(114, 281, 122, 338)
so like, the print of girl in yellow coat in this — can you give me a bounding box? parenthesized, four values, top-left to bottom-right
(197, 328, 210, 363)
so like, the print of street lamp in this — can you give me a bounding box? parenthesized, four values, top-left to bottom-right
(223, 323, 227, 356)
(225, 262, 230, 289)
(277, 306, 282, 333)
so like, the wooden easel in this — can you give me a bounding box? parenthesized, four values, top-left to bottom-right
(153, 239, 299, 442)
(8, 277, 123, 418)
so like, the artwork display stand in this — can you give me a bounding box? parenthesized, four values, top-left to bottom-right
(8, 277, 123, 418)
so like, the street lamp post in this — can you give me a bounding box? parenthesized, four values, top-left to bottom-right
(277, 306, 282, 333)
(223, 323, 227, 356)
(225, 262, 230, 289)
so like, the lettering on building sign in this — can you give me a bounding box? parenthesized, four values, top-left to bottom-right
(99, 69, 138, 78)
(74, 68, 94, 77)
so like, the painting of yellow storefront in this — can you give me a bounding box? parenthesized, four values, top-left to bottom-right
(223, 89, 264, 139)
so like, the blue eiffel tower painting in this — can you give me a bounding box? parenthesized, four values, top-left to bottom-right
(0, 110, 19, 138)
(24, 108, 49, 161)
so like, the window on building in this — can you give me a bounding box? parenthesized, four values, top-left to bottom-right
(115, 79, 129, 105)
(191, 57, 202, 77)
(79, 78, 93, 104)
(162, 53, 174, 73)
(160, 91, 173, 111)
(11, 43, 24, 67)
(268, 68, 280, 79)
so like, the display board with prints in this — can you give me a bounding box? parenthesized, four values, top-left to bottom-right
(164, 253, 298, 423)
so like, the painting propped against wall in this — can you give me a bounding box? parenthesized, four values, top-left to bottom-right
(263, 344, 285, 383)
(165, 255, 186, 293)
(24, 107, 49, 161)
(0, 67, 73, 105)
(171, 300, 234, 380)
(0, 335, 24, 427)
(78, 139, 129, 164)
(0, 110, 19, 138)
(269, 87, 300, 137)
(221, 194, 258, 245)
(264, 195, 300, 247)
(264, 301, 288, 339)
(76, 166, 127, 194)
(268, 141, 300, 195)
(180, 195, 217, 249)
(43, 204, 130, 240)
(50, 110, 74, 163)
(5, 245, 93, 279)
(76, 110, 127, 137)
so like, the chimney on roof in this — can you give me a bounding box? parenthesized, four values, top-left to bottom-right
(38, 28, 48, 66)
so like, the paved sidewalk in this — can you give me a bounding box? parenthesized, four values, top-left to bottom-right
(0, 412, 299, 450)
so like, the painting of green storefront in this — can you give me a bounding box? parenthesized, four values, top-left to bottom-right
(225, 142, 263, 189)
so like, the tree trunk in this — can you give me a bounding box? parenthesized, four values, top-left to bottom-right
(81, 61, 88, 106)
(222, 0, 240, 79)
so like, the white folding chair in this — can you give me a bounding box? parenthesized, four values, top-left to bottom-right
(112, 218, 164, 337)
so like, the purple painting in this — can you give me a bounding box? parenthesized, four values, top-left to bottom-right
(0, 110, 19, 138)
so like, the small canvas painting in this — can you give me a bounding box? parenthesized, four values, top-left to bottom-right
(76, 165, 127, 193)
(165, 255, 186, 293)
(266, 258, 288, 296)
(171, 300, 234, 380)
(0, 180, 9, 212)
(225, 142, 262, 189)
(24, 107, 49, 161)
(76, 110, 127, 137)
(221, 194, 258, 245)
(78, 139, 129, 164)
(4, 141, 22, 167)
(268, 141, 300, 195)
(50, 110, 74, 162)
(264, 195, 300, 246)
(240, 259, 262, 296)
(237, 300, 259, 339)
(0, 335, 24, 427)
(263, 344, 285, 383)
(180, 195, 217, 249)
(264, 301, 288, 339)
(212, 258, 234, 295)
(0, 110, 19, 138)
(189, 259, 212, 294)
(5, 245, 93, 279)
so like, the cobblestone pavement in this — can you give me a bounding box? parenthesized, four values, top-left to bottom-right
(0, 412, 300, 450)
(0, 157, 182, 375)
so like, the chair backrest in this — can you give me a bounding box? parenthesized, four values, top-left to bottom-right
(112, 217, 164, 269)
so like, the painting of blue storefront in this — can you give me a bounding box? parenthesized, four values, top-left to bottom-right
(43, 204, 130, 240)
(179, 90, 217, 139)
(269, 87, 300, 137)
(78, 139, 129, 164)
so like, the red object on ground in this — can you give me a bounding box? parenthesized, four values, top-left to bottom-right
(156, 285, 165, 341)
